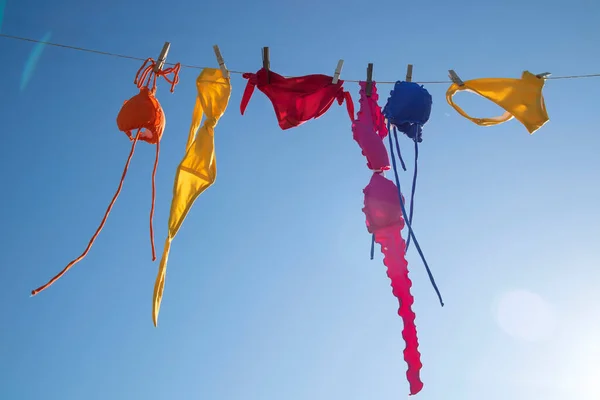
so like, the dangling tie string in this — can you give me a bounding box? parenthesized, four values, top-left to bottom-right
(240, 73, 258, 115)
(134, 58, 181, 93)
(404, 133, 419, 251)
(370, 233, 375, 260)
(335, 89, 355, 122)
(387, 127, 444, 307)
(31, 131, 141, 296)
(149, 141, 160, 261)
(157, 63, 181, 93)
(134, 58, 154, 89)
(388, 122, 407, 172)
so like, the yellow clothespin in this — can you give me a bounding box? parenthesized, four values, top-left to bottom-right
(366, 63, 373, 96)
(154, 42, 171, 73)
(448, 70, 464, 86)
(406, 64, 413, 82)
(262, 47, 270, 84)
(332, 59, 344, 84)
(213, 45, 229, 79)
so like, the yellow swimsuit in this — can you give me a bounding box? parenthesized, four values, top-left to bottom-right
(153, 68, 231, 326)
(446, 71, 549, 134)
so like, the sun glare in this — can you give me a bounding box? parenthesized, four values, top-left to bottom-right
(494, 289, 556, 342)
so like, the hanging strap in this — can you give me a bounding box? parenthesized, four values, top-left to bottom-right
(31, 132, 141, 296)
(134, 58, 181, 93)
(365, 81, 388, 139)
(390, 124, 407, 172)
(336, 90, 355, 122)
(148, 141, 160, 261)
(446, 83, 513, 127)
(373, 100, 388, 139)
(365, 83, 386, 261)
(370, 233, 375, 260)
(387, 126, 444, 307)
(405, 136, 419, 251)
(240, 73, 257, 115)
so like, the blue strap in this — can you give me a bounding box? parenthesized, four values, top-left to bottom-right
(369, 124, 404, 260)
(392, 126, 407, 171)
(370, 233, 375, 260)
(405, 136, 419, 251)
(387, 122, 444, 307)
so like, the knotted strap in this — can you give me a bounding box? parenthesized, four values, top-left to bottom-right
(135, 57, 181, 93)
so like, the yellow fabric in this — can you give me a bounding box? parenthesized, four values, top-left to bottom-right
(153, 68, 231, 326)
(446, 71, 549, 134)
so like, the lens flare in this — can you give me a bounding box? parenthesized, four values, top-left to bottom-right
(20, 31, 51, 91)
(494, 289, 556, 342)
(0, 0, 6, 32)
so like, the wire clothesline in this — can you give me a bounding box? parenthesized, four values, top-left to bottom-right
(2, 33, 600, 85)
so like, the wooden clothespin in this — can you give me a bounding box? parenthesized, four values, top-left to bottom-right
(154, 42, 171, 73)
(213, 45, 229, 79)
(262, 47, 270, 83)
(448, 70, 464, 86)
(406, 64, 413, 82)
(366, 63, 373, 96)
(536, 72, 551, 79)
(332, 59, 344, 84)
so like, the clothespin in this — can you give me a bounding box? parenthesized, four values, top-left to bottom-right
(154, 42, 171, 73)
(213, 45, 229, 79)
(536, 72, 551, 79)
(332, 59, 344, 84)
(448, 70, 464, 86)
(263, 47, 270, 84)
(366, 63, 373, 96)
(406, 64, 413, 82)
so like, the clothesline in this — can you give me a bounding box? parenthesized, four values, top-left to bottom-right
(2, 33, 600, 85)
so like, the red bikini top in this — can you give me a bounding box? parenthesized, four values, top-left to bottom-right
(240, 68, 355, 130)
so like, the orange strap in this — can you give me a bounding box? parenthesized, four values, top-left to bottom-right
(31, 132, 141, 296)
(149, 141, 159, 261)
(134, 58, 181, 93)
(133, 58, 175, 261)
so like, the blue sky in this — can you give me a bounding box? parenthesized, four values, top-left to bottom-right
(1, 0, 600, 399)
